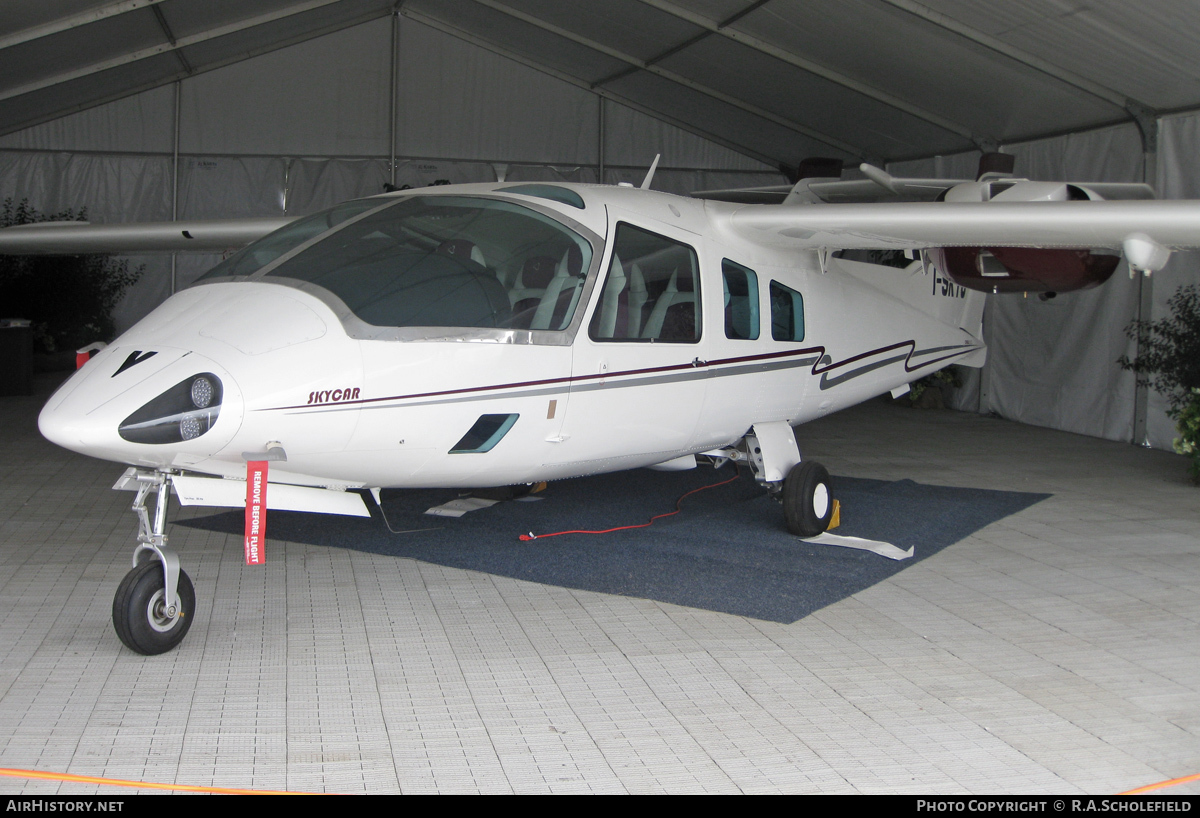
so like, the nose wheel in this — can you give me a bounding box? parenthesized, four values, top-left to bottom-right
(113, 560, 195, 655)
(113, 468, 196, 655)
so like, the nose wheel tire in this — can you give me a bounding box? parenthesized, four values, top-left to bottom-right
(782, 461, 833, 538)
(112, 561, 195, 655)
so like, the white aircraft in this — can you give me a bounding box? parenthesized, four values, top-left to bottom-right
(3, 155, 1197, 655)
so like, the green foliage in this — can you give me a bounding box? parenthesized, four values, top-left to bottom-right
(866, 249, 912, 269)
(1172, 389, 1200, 484)
(1120, 285, 1200, 483)
(908, 366, 962, 402)
(0, 198, 142, 354)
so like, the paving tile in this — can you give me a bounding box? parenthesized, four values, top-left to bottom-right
(1, 378, 1198, 793)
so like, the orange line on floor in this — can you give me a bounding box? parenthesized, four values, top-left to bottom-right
(0, 767, 317, 795)
(1120, 771, 1200, 795)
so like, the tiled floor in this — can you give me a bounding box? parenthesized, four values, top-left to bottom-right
(1, 373, 1198, 794)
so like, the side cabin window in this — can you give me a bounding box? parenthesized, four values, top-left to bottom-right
(770, 281, 805, 342)
(722, 260, 759, 340)
(589, 223, 701, 343)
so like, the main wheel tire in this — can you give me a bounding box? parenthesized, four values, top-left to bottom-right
(782, 461, 833, 538)
(112, 561, 195, 655)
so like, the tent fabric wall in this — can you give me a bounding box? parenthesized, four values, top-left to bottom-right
(285, 158, 391, 215)
(0, 14, 781, 340)
(600, 98, 774, 172)
(505, 164, 599, 184)
(5, 8, 1198, 459)
(1148, 113, 1200, 452)
(179, 21, 392, 158)
(395, 19, 599, 166)
(0, 150, 175, 331)
(0, 84, 176, 154)
(983, 124, 1145, 445)
(0, 14, 783, 171)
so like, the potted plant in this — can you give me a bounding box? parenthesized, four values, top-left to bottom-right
(1120, 284, 1200, 483)
(897, 366, 963, 409)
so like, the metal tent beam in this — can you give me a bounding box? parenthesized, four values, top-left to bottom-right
(402, 7, 786, 170)
(0, 0, 168, 51)
(0, 0, 346, 104)
(634, 0, 983, 145)
(878, 0, 1137, 112)
(466, 0, 866, 158)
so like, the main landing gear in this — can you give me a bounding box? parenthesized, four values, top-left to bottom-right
(714, 421, 833, 538)
(781, 461, 833, 537)
(112, 469, 194, 655)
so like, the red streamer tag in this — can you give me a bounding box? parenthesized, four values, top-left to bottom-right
(244, 461, 267, 565)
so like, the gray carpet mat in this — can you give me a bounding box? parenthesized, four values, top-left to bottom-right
(178, 466, 1049, 623)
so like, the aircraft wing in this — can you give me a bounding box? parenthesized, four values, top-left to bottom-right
(690, 184, 794, 204)
(0, 217, 295, 255)
(692, 178, 964, 204)
(807, 177, 966, 203)
(695, 164, 1155, 205)
(731, 200, 1200, 254)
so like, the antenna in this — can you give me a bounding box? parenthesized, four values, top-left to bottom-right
(640, 154, 661, 190)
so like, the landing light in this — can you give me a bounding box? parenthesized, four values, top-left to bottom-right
(119, 374, 224, 444)
(179, 415, 203, 440)
(191, 376, 214, 408)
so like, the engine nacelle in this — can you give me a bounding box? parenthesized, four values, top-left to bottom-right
(943, 178, 1103, 203)
(930, 246, 1121, 294)
(932, 175, 1132, 293)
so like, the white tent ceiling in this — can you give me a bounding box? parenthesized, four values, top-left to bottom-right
(4, 0, 1200, 168)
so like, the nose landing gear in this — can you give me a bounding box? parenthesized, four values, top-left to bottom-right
(112, 469, 194, 654)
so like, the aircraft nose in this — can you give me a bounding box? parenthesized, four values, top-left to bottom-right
(37, 348, 244, 466)
(38, 396, 87, 451)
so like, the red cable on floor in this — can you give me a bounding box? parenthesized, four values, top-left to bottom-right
(519, 466, 741, 541)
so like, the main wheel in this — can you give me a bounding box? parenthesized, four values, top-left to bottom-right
(112, 561, 195, 655)
(782, 461, 833, 538)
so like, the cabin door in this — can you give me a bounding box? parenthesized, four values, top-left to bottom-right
(551, 210, 710, 472)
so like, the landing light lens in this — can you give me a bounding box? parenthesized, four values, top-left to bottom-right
(179, 415, 203, 440)
(191, 377, 214, 408)
(119, 373, 224, 445)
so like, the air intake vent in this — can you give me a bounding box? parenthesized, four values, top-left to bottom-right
(449, 414, 519, 453)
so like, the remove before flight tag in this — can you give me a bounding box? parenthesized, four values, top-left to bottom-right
(244, 460, 267, 565)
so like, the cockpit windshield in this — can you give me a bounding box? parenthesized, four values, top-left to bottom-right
(262, 196, 593, 332)
(197, 199, 384, 281)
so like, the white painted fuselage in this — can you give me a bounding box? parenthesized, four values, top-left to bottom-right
(38, 182, 985, 494)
